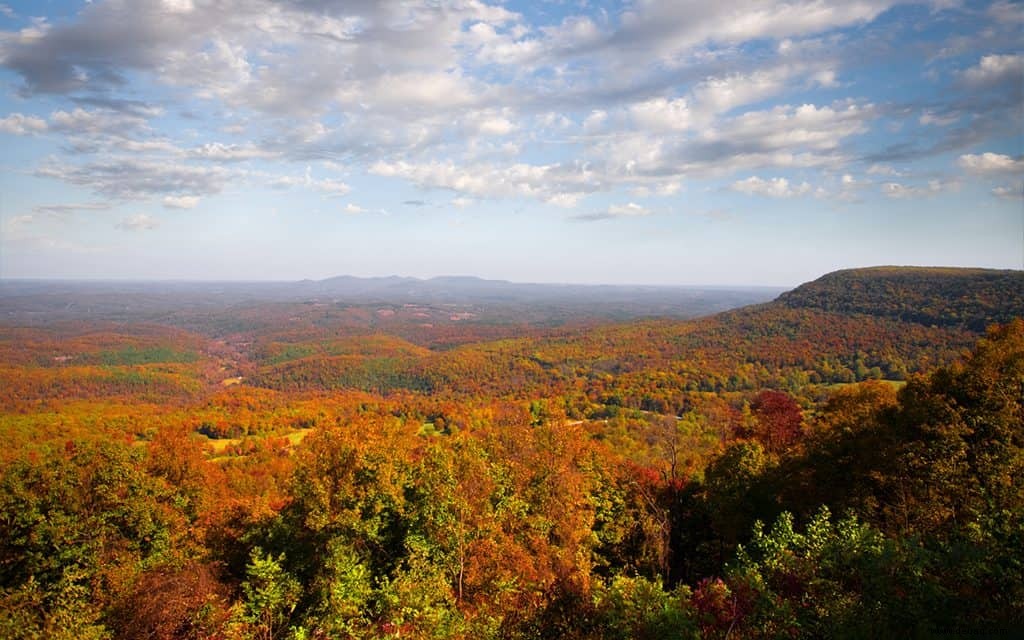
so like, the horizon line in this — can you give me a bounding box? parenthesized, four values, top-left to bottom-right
(0, 274, 795, 290)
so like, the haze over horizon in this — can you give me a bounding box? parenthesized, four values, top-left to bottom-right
(3, 266, 1021, 291)
(0, 0, 1021, 286)
(2, 272, 794, 288)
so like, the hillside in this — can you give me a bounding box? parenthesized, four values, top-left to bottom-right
(245, 267, 1009, 405)
(776, 266, 1024, 330)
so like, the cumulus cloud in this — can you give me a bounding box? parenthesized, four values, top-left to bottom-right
(162, 195, 200, 209)
(958, 152, 1024, 174)
(629, 97, 692, 132)
(718, 102, 873, 152)
(370, 159, 596, 207)
(731, 176, 812, 198)
(0, 113, 48, 135)
(689, 65, 822, 119)
(0, 0, 1016, 227)
(463, 109, 516, 137)
(961, 54, 1024, 87)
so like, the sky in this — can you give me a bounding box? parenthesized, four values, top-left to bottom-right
(0, 0, 1020, 286)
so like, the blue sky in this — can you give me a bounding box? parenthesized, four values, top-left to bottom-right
(0, 0, 1020, 286)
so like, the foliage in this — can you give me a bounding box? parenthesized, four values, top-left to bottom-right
(0, 271, 1021, 637)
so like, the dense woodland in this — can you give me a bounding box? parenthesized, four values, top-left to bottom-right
(0, 267, 1022, 639)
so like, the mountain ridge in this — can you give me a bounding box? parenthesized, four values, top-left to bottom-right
(774, 265, 1024, 331)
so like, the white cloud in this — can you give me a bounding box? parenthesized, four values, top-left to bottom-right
(343, 71, 479, 111)
(49, 107, 147, 134)
(370, 159, 595, 207)
(631, 181, 683, 197)
(35, 158, 233, 199)
(343, 203, 366, 214)
(116, 213, 159, 231)
(992, 183, 1023, 200)
(463, 109, 516, 137)
(692, 68, 793, 117)
(582, 110, 608, 133)
(190, 143, 276, 161)
(629, 97, 691, 132)
(988, 1, 1024, 25)
(0, 113, 48, 135)
(311, 178, 351, 196)
(267, 166, 351, 196)
(163, 195, 200, 209)
(607, 202, 651, 217)
(572, 202, 652, 221)
(609, 0, 896, 64)
(958, 152, 1024, 174)
(961, 54, 1024, 87)
(0, 0, 1015, 231)
(880, 182, 915, 198)
(880, 179, 958, 199)
(464, 21, 541, 65)
(919, 111, 958, 127)
(867, 163, 902, 176)
(731, 176, 812, 198)
(717, 102, 873, 153)
(162, 0, 195, 15)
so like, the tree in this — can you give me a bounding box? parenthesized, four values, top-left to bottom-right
(239, 549, 301, 640)
(748, 390, 803, 454)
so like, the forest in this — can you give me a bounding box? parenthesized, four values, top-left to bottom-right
(0, 266, 1021, 639)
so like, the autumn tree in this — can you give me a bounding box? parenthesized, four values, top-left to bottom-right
(748, 389, 803, 453)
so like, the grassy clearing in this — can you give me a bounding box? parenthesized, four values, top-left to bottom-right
(203, 427, 314, 459)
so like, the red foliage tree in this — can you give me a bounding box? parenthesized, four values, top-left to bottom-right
(750, 389, 804, 453)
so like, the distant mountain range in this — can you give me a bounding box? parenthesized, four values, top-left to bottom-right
(0, 274, 785, 325)
(3, 267, 1021, 330)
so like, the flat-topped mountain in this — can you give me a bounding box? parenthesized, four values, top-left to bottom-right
(775, 266, 1024, 330)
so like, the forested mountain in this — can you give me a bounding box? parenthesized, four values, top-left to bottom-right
(776, 266, 1024, 330)
(0, 267, 1021, 639)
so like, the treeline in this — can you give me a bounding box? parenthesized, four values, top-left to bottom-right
(1, 321, 1021, 638)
